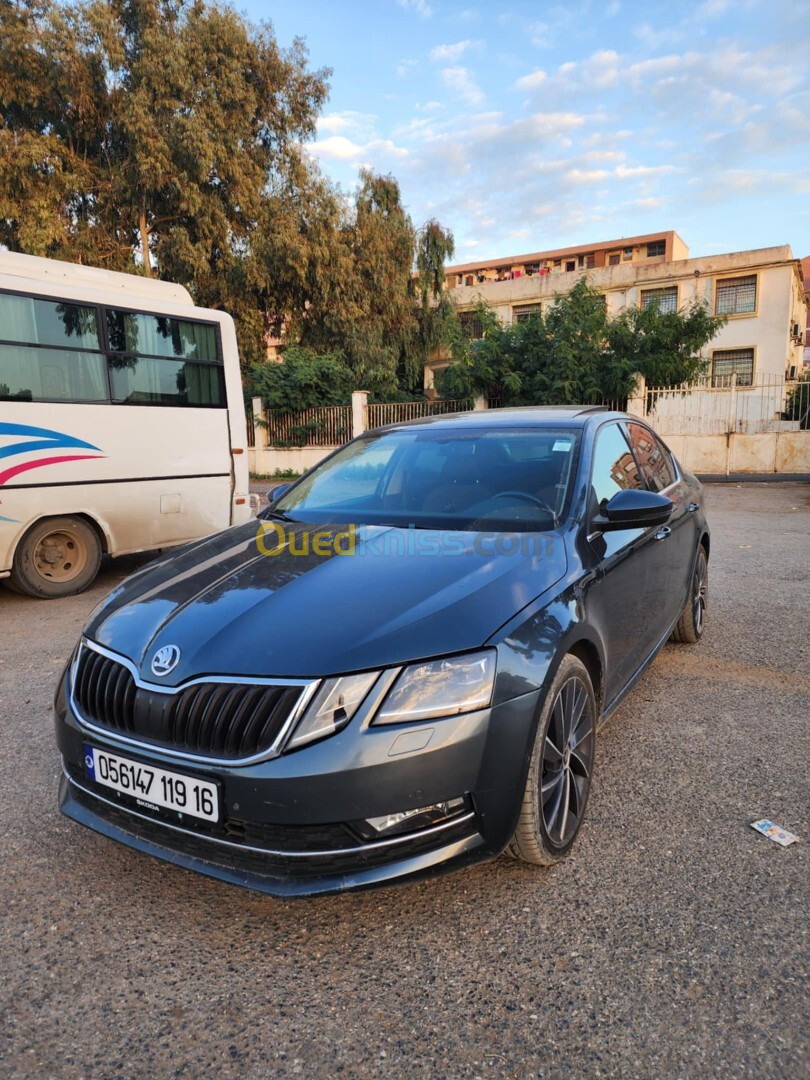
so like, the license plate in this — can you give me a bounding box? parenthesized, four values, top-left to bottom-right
(84, 745, 220, 823)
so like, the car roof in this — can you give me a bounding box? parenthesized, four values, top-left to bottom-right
(371, 405, 623, 433)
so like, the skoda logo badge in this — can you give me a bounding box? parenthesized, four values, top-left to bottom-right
(151, 644, 181, 677)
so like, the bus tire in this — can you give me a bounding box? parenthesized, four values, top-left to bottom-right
(8, 516, 102, 599)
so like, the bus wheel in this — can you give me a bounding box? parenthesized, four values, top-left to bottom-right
(9, 516, 102, 598)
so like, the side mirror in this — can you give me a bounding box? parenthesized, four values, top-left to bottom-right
(267, 482, 292, 504)
(595, 489, 673, 531)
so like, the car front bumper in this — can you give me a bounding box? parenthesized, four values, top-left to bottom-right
(55, 672, 542, 897)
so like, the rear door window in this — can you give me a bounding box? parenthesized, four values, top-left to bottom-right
(624, 422, 675, 492)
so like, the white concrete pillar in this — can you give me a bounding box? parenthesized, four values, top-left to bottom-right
(251, 396, 267, 447)
(626, 375, 646, 417)
(351, 390, 369, 438)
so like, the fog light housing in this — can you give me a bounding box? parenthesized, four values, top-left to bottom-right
(353, 796, 470, 841)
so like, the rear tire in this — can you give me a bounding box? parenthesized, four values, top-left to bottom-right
(507, 655, 597, 866)
(8, 516, 102, 598)
(670, 546, 708, 644)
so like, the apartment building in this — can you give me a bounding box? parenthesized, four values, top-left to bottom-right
(428, 238, 807, 395)
(444, 230, 688, 289)
(801, 255, 810, 368)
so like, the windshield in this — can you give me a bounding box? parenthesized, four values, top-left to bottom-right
(273, 425, 581, 532)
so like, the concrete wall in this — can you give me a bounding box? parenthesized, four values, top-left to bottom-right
(249, 445, 334, 475)
(248, 428, 808, 480)
(663, 431, 809, 475)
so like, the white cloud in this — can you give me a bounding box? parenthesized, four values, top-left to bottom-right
(696, 0, 733, 17)
(529, 21, 553, 48)
(633, 23, 685, 49)
(565, 168, 611, 184)
(396, 58, 418, 78)
(396, 0, 433, 16)
(440, 66, 484, 105)
(311, 135, 408, 163)
(430, 40, 479, 63)
(515, 69, 547, 91)
(317, 111, 377, 138)
(615, 164, 675, 179)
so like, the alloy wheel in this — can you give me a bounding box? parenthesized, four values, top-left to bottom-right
(693, 557, 707, 634)
(541, 676, 595, 847)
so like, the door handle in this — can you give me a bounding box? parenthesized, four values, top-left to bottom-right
(655, 526, 672, 541)
(687, 502, 699, 513)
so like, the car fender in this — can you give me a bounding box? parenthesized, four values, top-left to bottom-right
(489, 580, 606, 710)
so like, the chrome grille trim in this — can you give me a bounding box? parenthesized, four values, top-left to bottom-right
(69, 638, 320, 767)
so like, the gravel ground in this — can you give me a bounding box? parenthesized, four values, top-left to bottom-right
(0, 483, 807, 1079)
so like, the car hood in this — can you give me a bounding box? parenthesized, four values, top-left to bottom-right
(87, 520, 567, 681)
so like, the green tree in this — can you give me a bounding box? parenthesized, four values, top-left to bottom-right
(406, 218, 458, 393)
(249, 346, 353, 413)
(0, 0, 330, 366)
(286, 172, 458, 401)
(438, 278, 727, 405)
(782, 372, 810, 429)
(294, 170, 415, 398)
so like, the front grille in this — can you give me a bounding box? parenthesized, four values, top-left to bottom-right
(72, 646, 306, 760)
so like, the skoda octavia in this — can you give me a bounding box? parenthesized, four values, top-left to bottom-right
(55, 408, 709, 896)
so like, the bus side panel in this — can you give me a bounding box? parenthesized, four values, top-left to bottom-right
(0, 402, 235, 571)
(218, 312, 251, 525)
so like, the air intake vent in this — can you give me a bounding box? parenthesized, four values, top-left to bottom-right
(73, 646, 306, 761)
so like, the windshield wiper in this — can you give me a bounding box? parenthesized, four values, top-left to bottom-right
(259, 508, 297, 523)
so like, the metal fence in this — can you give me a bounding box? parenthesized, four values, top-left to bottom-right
(261, 405, 352, 447)
(645, 373, 809, 436)
(366, 399, 472, 428)
(248, 375, 809, 448)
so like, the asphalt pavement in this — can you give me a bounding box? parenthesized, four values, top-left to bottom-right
(0, 483, 807, 1078)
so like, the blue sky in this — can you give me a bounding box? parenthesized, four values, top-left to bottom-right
(248, 0, 809, 264)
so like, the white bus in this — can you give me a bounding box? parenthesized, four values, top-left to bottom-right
(0, 251, 253, 598)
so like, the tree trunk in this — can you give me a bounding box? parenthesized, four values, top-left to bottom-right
(139, 204, 152, 278)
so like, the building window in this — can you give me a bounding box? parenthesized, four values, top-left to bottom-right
(715, 274, 757, 315)
(711, 348, 754, 388)
(646, 240, 666, 258)
(640, 286, 678, 314)
(585, 255, 595, 269)
(608, 253, 620, 266)
(565, 260, 576, 272)
(513, 304, 542, 323)
(459, 311, 484, 340)
(623, 248, 633, 260)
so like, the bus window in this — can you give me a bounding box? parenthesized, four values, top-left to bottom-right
(108, 356, 225, 407)
(105, 310, 219, 362)
(0, 292, 107, 402)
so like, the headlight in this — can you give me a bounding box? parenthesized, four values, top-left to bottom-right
(286, 671, 380, 750)
(373, 650, 496, 725)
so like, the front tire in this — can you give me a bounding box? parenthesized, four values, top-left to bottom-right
(507, 655, 597, 866)
(8, 516, 102, 598)
(670, 546, 708, 644)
